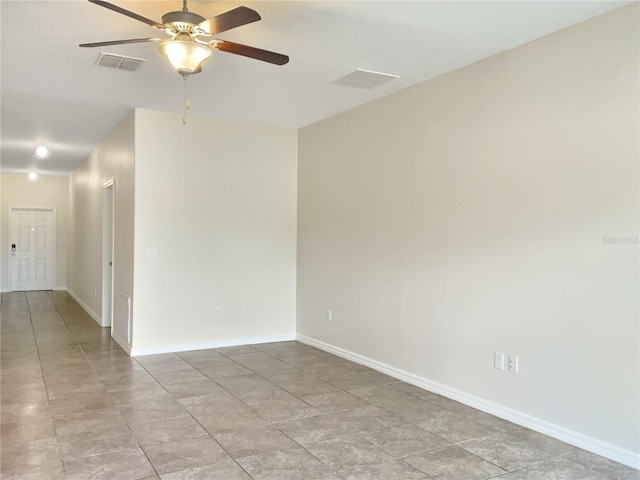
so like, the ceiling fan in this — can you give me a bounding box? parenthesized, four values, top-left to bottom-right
(80, 0, 289, 77)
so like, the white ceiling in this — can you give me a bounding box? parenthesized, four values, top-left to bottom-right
(1, 0, 628, 175)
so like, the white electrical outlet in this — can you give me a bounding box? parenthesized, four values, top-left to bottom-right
(509, 355, 519, 373)
(494, 351, 505, 370)
(327, 310, 333, 322)
(214, 307, 222, 318)
(146, 248, 158, 259)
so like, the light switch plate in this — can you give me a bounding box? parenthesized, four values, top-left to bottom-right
(494, 351, 505, 370)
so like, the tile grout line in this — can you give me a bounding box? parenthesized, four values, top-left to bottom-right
(45, 291, 160, 479)
(129, 352, 259, 478)
(26, 291, 67, 476)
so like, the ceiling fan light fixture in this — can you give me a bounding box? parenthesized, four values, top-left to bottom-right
(157, 39, 212, 76)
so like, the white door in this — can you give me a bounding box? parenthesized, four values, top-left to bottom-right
(10, 208, 54, 291)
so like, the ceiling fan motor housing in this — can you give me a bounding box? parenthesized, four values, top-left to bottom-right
(162, 11, 207, 34)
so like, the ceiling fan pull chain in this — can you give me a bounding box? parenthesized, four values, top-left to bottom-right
(183, 76, 189, 124)
(186, 77, 191, 110)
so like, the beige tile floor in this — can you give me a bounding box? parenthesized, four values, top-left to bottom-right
(1, 291, 638, 479)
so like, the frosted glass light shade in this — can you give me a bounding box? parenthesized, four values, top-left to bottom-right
(157, 40, 212, 76)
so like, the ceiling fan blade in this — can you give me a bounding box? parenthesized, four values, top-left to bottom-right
(214, 41, 289, 65)
(88, 0, 164, 29)
(79, 38, 160, 47)
(198, 6, 261, 35)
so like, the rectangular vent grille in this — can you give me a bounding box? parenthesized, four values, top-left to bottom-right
(96, 52, 145, 72)
(332, 68, 399, 89)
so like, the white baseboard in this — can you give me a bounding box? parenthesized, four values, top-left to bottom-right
(66, 288, 104, 327)
(297, 334, 640, 470)
(1, 287, 66, 293)
(130, 332, 296, 357)
(111, 329, 131, 355)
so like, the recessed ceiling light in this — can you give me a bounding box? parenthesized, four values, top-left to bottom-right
(28, 172, 38, 180)
(35, 146, 48, 158)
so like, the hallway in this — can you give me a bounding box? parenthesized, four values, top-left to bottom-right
(0, 291, 637, 479)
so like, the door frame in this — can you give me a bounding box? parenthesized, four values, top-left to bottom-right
(8, 206, 57, 291)
(102, 180, 115, 328)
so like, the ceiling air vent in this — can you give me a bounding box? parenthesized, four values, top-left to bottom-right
(332, 69, 399, 89)
(95, 52, 145, 72)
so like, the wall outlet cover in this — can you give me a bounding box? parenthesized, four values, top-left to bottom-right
(509, 355, 519, 373)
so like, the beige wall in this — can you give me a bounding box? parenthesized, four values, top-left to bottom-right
(68, 111, 135, 333)
(297, 4, 638, 460)
(131, 109, 297, 353)
(1, 174, 69, 291)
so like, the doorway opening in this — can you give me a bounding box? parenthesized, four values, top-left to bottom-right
(102, 181, 115, 328)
